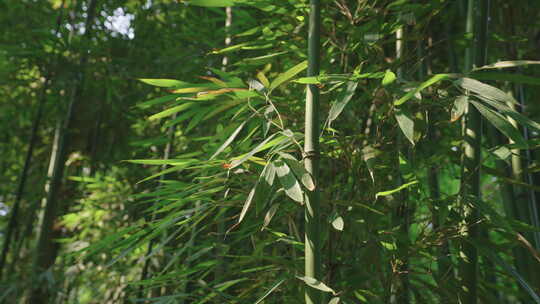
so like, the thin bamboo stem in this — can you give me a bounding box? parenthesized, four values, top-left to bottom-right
(304, 1, 321, 303)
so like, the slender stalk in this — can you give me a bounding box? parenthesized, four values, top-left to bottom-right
(459, 0, 488, 303)
(304, 1, 321, 303)
(29, 1, 99, 302)
(0, 2, 66, 279)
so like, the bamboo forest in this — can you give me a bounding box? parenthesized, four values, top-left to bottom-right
(3, 0, 540, 303)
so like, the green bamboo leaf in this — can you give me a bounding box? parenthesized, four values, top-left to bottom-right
(394, 74, 451, 105)
(278, 152, 315, 191)
(471, 71, 540, 86)
(254, 278, 286, 304)
(329, 212, 344, 231)
(455, 77, 518, 105)
(210, 121, 247, 160)
(137, 94, 182, 109)
(451, 96, 468, 122)
(238, 187, 256, 223)
(328, 297, 341, 304)
(139, 78, 188, 87)
(230, 133, 277, 168)
(148, 102, 195, 121)
(470, 100, 527, 147)
(382, 69, 396, 86)
(126, 159, 195, 165)
(211, 42, 251, 54)
(296, 276, 336, 295)
(474, 60, 540, 71)
(468, 91, 540, 132)
(395, 108, 415, 145)
(328, 81, 358, 127)
(269, 60, 308, 91)
(375, 180, 418, 198)
(274, 160, 304, 203)
(186, 107, 213, 133)
(184, 0, 237, 7)
(262, 201, 280, 230)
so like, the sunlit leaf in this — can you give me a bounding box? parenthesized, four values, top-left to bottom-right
(382, 69, 396, 86)
(470, 100, 527, 147)
(278, 152, 315, 191)
(328, 81, 358, 127)
(375, 180, 418, 198)
(274, 160, 304, 203)
(269, 60, 308, 91)
(210, 121, 248, 160)
(451, 96, 468, 122)
(474, 60, 540, 71)
(394, 74, 451, 105)
(296, 276, 336, 295)
(395, 108, 415, 145)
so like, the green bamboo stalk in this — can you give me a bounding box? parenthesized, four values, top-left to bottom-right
(459, 0, 488, 303)
(29, 1, 99, 302)
(0, 2, 66, 279)
(304, 1, 321, 303)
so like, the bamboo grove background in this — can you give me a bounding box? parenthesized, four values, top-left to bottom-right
(1, 0, 540, 303)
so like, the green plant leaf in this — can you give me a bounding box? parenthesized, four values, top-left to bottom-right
(394, 74, 451, 105)
(254, 278, 286, 304)
(375, 180, 418, 198)
(269, 60, 308, 91)
(274, 160, 304, 203)
(278, 152, 315, 191)
(139, 78, 187, 87)
(210, 121, 247, 160)
(395, 108, 415, 145)
(470, 100, 527, 147)
(296, 276, 336, 295)
(451, 96, 468, 122)
(455, 77, 518, 104)
(328, 81, 358, 127)
(328, 297, 341, 304)
(471, 71, 540, 86)
(148, 102, 195, 121)
(474, 60, 540, 71)
(184, 0, 237, 7)
(230, 133, 277, 168)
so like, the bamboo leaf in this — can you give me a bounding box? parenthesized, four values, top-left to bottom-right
(375, 180, 418, 198)
(148, 103, 195, 121)
(296, 276, 336, 295)
(455, 77, 518, 104)
(184, 0, 237, 7)
(328, 297, 341, 304)
(471, 71, 540, 86)
(394, 74, 451, 105)
(328, 81, 358, 127)
(238, 187, 256, 223)
(278, 152, 315, 191)
(395, 108, 415, 145)
(274, 160, 304, 203)
(256, 71, 270, 88)
(451, 96, 468, 122)
(262, 202, 280, 231)
(269, 60, 308, 91)
(139, 78, 188, 87)
(254, 278, 286, 304)
(474, 60, 540, 71)
(329, 212, 344, 231)
(362, 146, 380, 182)
(230, 133, 277, 168)
(137, 94, 182, 109)
(210, 121, 247, 160)
(470, 100, 527, 146)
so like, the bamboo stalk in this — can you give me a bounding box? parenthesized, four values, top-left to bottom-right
(0, 1, 66, 279)
(459, 0, 488, 303)
(29, 0, 99, 301)
(304, 1, 321, 303)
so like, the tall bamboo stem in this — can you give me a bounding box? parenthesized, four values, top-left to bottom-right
(304, 1, 321, 303)
(29, 1, 99, 302)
